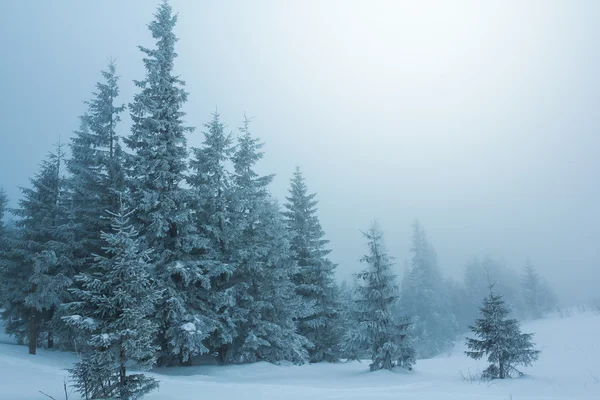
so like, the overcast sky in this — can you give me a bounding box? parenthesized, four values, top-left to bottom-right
(1, 0, 599, 303)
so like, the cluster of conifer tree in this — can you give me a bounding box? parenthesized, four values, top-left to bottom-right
(0, 1, 555, 397)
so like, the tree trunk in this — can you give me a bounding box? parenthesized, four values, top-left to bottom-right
(47, 328, 54, 349)
(219, 344, 228, 364)
(28, 308, 37, 355)
(181, 356, 193, 367)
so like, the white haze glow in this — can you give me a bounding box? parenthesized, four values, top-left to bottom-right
(1, 0, 599, 303)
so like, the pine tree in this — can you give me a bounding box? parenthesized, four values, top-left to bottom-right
(124, 0, 209, 366)
(229, 198, 310, 364)
(0, 188, 7, 239)
(224, 117, 309, 364)
(444, 278, 472, 332)
(187, 111, 235, 362)
(345, 222, 415, 371)
(465, 285, 540, 379)
(522, 260, 557, 319)
(64, 203, 160, 399)
(1, 147, 76, 354)
(0, 188, 10, 309)
(68, 61, 126, 260)
(283, 167, 339, 362)
(400, 220, 457, 358)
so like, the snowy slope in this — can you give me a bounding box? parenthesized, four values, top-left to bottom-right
(1, 311, 599, 400)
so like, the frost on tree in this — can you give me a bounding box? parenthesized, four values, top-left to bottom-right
(0, 188, 6, 240)
(521, 260, 557, 319)
(124, 0, 210, 366)
(64, 203, 160, 399)
(0, 147, 75, 354)
(187, 111, 235, 362)
(283, 167, 340, 363)
(223, 118, 310, 364)
(67, 61, 126, 261)
(400, 220, 457, 358)
(345, 222, 415, 371)
(465, 285, 540, 379)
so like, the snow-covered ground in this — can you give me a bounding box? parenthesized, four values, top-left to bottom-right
(1, 311, 599, 399)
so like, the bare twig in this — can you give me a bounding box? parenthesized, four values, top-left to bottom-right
(63, 377, 70, 399)
(39, 391, 57, 400)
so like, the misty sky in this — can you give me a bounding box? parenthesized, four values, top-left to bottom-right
(1, 1, 599, 303)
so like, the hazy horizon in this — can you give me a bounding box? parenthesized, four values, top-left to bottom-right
(1, 0, 598, 304)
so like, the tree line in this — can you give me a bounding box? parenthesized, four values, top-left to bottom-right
(0, 1, 556, 399)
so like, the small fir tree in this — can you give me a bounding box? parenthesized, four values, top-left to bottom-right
(345, 222, 415, 371)
(64, 202, 160, 399)
(465, 285, 540, 379)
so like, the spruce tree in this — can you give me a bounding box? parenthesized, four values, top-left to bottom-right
(64, 203, 160, 399)
(0, 188, 9, 309)
(224, 117, 309, 364)
(124, 0, 209, 366)
(1, 147, 75, 353)
(400, 220, 457, 358)
(522, 260, 543, 319)
(230, 198, 310, 364)
(187, 111, 235, 362)
(68, 61, 126, 261)
(345, 222, 415, 371)
(522, 260, 557, 319)
(0, 188, 6, 238)
(465, 285, 540, 379)
(283, 167, 339, 362)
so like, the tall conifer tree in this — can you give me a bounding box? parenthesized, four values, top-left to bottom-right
(125, 0, 209, 366)
(2, 147, 75, 353)
(187, 111, 235, 361)
(224, 118, 309, 364)
(283, 167, 339, 362)
(400, 220, 457, 358)
(68, 61, 126, 261)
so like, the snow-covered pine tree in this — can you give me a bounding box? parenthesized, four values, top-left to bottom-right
(465, 284, 540, 379)
(230, 198, 311, 364)
(444, 278, 472, 333)
(345, 222, 415, 371)
(522, 260, 543, 319)
(1, 146, 75, 354)
(521, 260, 557, 319)
(187, 111, 235, 362)
(64, 202, 160, 399)
(0, 188, 9, 308)
(0, 188, 6, 238)
(67, 61, 126, 261)
(223, 117, 310, 364)
(400, 220, 457, 358)
(124, 0, 210, 366)
(283, 167, 340, 363)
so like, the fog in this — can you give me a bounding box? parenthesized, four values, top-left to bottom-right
(1, 0, 598, 303)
